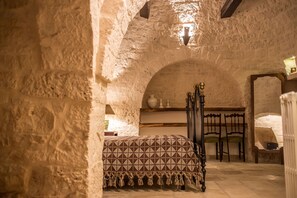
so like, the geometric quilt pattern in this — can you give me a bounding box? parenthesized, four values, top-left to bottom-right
(103, 135, 202, 188)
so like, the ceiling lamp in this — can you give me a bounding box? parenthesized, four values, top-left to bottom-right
(179, 24, 194, 46)
(182, 27, 190, 46)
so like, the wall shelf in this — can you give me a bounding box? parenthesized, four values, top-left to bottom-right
(140, 106, 246, 129)
(139, 123, 186, 128)
(140, 106, 246, 112)
(139, 122, 247, 128)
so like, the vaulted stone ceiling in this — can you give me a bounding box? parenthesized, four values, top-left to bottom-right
(104, 0, 296, 136)
(113, 0, 295, 77)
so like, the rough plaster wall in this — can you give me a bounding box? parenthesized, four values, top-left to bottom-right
(143, 60, 243, 108)
(107, 0, 297, 138)
(0, 0, 104, 197)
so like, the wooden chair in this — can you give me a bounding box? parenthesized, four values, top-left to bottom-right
(204, 113, 222, 161)
(222, 113, 245, 162)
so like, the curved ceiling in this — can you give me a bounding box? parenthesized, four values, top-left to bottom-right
(113, 0, 296, 80)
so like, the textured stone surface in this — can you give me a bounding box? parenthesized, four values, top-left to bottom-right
(36, 0, 93, 73)
(97, 0, 146, 79)
(47, 129, 88, 167)
(0, 0, 103, 197)
(0, 71, 17, 89)
(28, 166, 87, 197)
(87, 80, 106, 198)
(14, 102, 54, 135)
(20, 71, 92, 101)
(0, 164, 27, 194)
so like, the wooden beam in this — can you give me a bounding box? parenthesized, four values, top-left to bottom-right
(221, 0, 242, 18)
(140, 2, 150, 19)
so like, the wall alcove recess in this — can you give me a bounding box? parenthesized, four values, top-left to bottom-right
(250, 73, 285, 164)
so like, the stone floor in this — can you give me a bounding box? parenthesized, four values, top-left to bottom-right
(103, 160, 285, 198)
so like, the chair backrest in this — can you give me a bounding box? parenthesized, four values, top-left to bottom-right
(204, 113, 222, 137)
(224, 113, 245, 136)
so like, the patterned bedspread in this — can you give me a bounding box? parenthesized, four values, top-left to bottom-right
(103, 135, 202, 188)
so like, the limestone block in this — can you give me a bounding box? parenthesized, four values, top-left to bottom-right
(87, 161, 103, 198)
(28, 165, 87, 197)
(0, 106, 14, 148)
(51, 100, 67, 115)
(0, 55, 19, 71)
(0, 0, 29, 9)
(13, 134, 48, 163)
(0, 164, 27, 194)
(0, 99, 54, 163)
(0, 71, 17, 89)
(20, 71, 92, 101)
(65, 103, 91, 132)
(0, 54, 42, 72)
(0, 106, 14, 131)
(14, 102, 54, 135)
(37, 1, 93, 72)
(47, 129, 88, 167)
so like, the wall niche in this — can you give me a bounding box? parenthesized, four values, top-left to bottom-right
(142, 60, 244, 108)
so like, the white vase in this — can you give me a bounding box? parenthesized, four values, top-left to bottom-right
(147, 94, 158, 108)
(159, 98, 164, 108)
(166, 99, 171, 108)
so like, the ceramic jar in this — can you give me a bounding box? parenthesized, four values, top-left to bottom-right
(147, 94, 158, 108)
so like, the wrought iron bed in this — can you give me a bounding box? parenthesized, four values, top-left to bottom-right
(103, 83, 206, 192)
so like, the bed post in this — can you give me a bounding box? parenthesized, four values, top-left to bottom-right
(186, 83, 206, 192)
(195, 82, 206, 192)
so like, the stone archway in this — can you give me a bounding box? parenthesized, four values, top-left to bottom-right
(96, 0, 147, 80)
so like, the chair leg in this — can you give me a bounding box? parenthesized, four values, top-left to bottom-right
(254, 146, 259, 163)
(238, 142, 241, 159)
(226, 138, 230, 162)
(280, 147, 284, 165)
(242, 140, 245, 162)
(215, 142, 218, 160)
(220, 141, 223, 162)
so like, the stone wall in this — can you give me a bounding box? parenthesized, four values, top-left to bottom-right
(0, 0, 104, 197)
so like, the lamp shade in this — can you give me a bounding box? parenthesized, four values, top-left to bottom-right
(105, 104, 115, 115)
(182, 27, 191, 46)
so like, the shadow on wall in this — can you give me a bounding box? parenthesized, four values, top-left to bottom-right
(142, 60, 243, 108)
